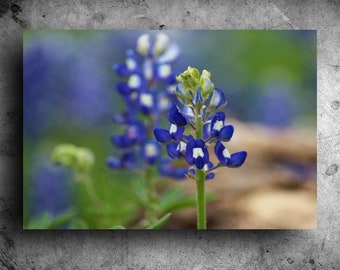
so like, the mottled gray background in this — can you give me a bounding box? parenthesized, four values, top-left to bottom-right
(0, 0, 339, 269)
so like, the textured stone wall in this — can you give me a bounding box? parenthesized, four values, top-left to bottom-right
(0, 0, 339, 269)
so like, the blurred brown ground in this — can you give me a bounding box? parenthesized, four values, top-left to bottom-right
(164, 121, 316, 229)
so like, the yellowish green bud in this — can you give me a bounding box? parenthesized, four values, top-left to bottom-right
(199, 73, 214, 97)
(201, 69, 211, 79)
(51, 143, 94, 173)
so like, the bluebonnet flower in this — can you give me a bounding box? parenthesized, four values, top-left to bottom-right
(107, 152, 136, 169)
(153, 123, 185, 143)
(108, 33, 185, 177)
(154, 67, 247, 180)
(167, 104, 188, 126)
(185, 139, 209, 170)
(203, 111, 234, 141)
(214, 141, 247, 168)
(111, 121, 147, 148)
(158, 158, 188, 180)
(29, 163, 73, 218)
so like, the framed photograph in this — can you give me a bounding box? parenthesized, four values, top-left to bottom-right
(23, 30, 316, 229)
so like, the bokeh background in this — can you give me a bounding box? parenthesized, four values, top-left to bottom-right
(23, 30, 316, 229)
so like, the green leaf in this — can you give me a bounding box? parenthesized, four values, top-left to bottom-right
(146, 213, 172, 229)
(161, 192, 215, 213)
(25, 210, 77, 229)
(69, 218, 89, 229)
(111, 225, 125, 229)
(46, 210, 78, 229)
(159, 187, 183, 208)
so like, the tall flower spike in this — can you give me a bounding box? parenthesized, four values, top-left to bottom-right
(153, 66, 247, 179)
(153, 66, 247, 229)
(110, 33, 184, 177)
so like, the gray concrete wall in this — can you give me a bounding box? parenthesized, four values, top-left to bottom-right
(0, 0, 339, 269)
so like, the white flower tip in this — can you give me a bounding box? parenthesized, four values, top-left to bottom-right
(202, 69, 211, 79)
(153, 33, 170, 55)
(201, 76, 212, 92)
(126, 58, 136, 71)
(137, 34, 150, 56)
(158, 64, 171, 78)
(193, 148, 204, 158)
(222, 148, 231, 159)
(128, 75, 141, 89)
(145, 144, 157, 157)
(213, 120, 224, 132)
(169, 124, 177, 134)
(140, 93, 153, 107)
(143, 60, 153, 80)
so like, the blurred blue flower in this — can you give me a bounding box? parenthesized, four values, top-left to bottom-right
(24, 34, 114, 138)
(29, 163, 73, 218)
(158, 158, 188, 180)
(108, 33, 185, 177)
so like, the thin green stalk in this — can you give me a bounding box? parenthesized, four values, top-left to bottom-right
(80, 173, 101, 210)
(195, 111, 207, 229)
(144, 166, 158, 226)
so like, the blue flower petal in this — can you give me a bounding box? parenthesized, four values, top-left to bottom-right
(107, 157, 121, 169)
(210, 111, 225, 137)
(188, 168, 195, 175)
(153, 128, 172, 143)
(195, 156, 205, 169)
(185, 139, 196, 165)
(194, 89, 203, 105)
(112, 113, 126, 124)
(206, 173, 215, 180)
(166, 143, 181, 159)
(173, 112, 187, 126)
(125, 122, 146, 143)
(203, 122, 211, 140)
(158, 158, 187, 180)
(116, 82, 133, 96)
(167, 104, 187, 126)
(218, 125, 234, 141)
(195, 139, 209, 165)
(111, 135, 132, 148)
(227, 151, 247, 168)
(205, 161, 214, 170)
(113, 63, 131, 77)
(121, 152, 136, 168)
(158, 159, 172, 177)
(183, 135, 194, 142)
(157, 43, 180, 64)
(165, 73, 177, 85)
(210, 88, 226, 109)
(173, 168, 188, 179)
(182, 106, 195, 123)
(169, 125, 184, 140)
(214, 140, 229, 165)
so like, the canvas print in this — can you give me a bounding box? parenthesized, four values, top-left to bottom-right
(23, 30, 316, 229)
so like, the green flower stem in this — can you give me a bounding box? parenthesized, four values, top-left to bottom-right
(195, 113, 207, 229)
(144, 166, 159, 226)
(80, 173, 101, 210)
